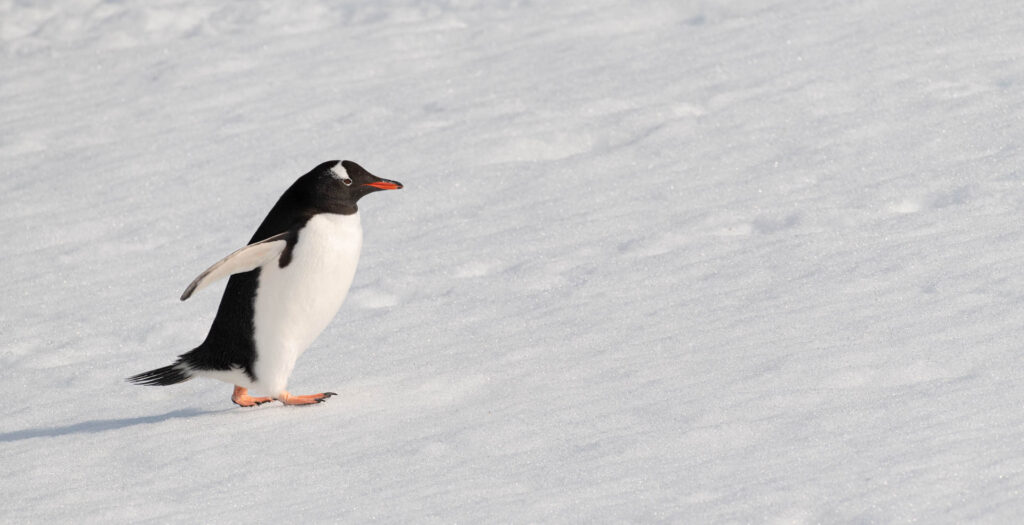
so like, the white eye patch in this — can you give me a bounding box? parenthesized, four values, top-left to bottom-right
(329, 165, 353, 186)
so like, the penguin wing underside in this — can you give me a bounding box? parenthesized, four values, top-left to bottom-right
(180, 231, 292, 301)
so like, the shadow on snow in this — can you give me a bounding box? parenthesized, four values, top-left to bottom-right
(0, 408, 225, 442)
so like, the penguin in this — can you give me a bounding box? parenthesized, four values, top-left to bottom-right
(128, 160, 403, 406)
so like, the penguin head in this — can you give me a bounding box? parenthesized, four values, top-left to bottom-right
(303, 160, 403, 213)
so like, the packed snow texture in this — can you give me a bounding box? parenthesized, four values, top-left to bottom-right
(3, 0, 1024, 522)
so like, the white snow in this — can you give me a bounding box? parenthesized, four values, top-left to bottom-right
(3, 0, 1024, 522)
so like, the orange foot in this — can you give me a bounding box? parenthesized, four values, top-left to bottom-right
(232, 386, 273, 407)
(277, 391, 337, 406)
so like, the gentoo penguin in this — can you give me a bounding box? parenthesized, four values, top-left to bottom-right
(128, 160, 403, 406)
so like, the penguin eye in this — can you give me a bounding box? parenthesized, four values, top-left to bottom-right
(329, 165, 353, 186)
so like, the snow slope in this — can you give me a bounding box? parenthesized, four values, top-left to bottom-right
(4, 0, 1024, 522)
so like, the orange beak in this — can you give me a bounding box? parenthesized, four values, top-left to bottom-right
(364, 180, 403, 190)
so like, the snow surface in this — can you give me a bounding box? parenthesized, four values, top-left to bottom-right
(4, 0, 1024, 522)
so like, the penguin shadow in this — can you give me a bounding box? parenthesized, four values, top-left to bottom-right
(0, 407, 225, 443)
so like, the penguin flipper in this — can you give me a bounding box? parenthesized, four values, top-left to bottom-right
(180, 231, 292, 301)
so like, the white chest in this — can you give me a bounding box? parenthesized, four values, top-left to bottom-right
(251, 212, 363, 389)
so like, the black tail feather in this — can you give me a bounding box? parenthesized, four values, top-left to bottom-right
(127, 362, 193, 386)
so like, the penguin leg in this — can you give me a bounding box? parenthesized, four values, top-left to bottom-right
(276, 391, 337, 405)
(232, 386, 273, 407)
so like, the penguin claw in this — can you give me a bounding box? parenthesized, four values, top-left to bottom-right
(231, 386, 273, 407)
(277, 390, 337, 405)
(232, 397, 272, 408)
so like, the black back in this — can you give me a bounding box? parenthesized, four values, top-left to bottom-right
(177, 160, 401, 380)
